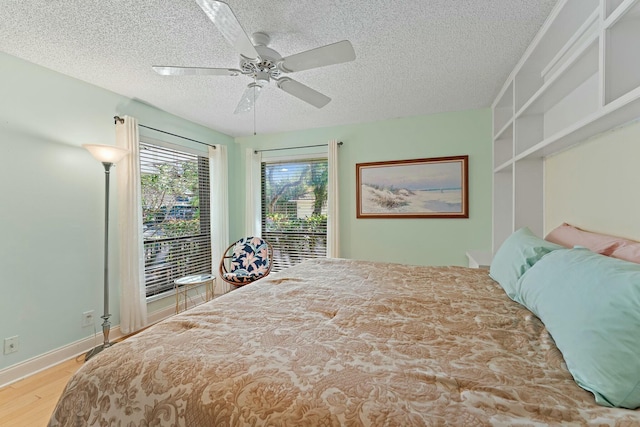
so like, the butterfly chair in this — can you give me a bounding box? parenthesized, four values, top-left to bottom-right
(219, 237, 273, 287)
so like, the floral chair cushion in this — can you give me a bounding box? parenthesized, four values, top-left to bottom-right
(222, 237, 270, 284)
(222, 270, 266, 284)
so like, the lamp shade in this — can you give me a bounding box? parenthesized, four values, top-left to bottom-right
(83, 144, 130, 164)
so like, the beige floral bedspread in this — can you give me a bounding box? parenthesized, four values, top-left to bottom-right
(49, 258, 640, 426)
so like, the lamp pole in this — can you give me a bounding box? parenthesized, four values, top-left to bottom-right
(82, 144, 129, 361)
(99, 162, 113, 354)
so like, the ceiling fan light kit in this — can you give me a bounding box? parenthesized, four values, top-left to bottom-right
(153, 0, 355, 115)
(234, 83, 262, 114)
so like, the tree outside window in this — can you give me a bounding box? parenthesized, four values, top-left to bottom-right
(262, 159, 328, 271)
(140, 143, 211, 297)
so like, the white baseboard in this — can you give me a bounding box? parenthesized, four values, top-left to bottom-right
(147, 304, 176, 325)
(0, 326, 123, 389)
(0, 305, 177, 388)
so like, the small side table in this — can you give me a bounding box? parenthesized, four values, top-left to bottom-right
(466, 250, 493, 269)
(174, 274, 215, 313)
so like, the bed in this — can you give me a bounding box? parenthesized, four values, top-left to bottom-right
(49, 257, 640, 426)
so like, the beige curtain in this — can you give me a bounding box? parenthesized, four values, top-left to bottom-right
(245, 148, 262, 237)
(209, 145, 230, 294)
(115, 116, 147, 334)
(327, 139, 340, 258)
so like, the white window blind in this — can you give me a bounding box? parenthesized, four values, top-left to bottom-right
(140, 142, 211, 296)
(261, 158, 328, 272)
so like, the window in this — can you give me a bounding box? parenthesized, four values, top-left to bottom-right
(140, 142, 211, 297)
(261, 158, 328, 272)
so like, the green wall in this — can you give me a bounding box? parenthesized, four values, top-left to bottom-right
(0, 52, 237, 370)
(0, 50, 492, 373)
(235, 108, 492, 266)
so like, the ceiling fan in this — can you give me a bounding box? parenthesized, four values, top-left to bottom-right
(153, 0, 356, 114)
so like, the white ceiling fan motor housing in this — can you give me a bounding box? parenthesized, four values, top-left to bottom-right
(239, 32, 282, 83)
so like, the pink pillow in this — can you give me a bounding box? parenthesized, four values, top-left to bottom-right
(610, 242, 640, 264)
(545, 223, 621, 256)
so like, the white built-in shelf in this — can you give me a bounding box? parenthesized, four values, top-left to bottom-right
(605, 0, 629, 20)
(516, 90, 640, 160)
(605, 0, 640, 104)
(605, 0, 640, 26)
(516, 36, 598, 119)
(493, 82, 513, 136)
(493, 160, 513, 174)
(494, 118, 513, 141)
(540, 9, 599, 80)
(491, 0, 640, 252)
(513, 0, 599, 113)
(493, 122, 513, 167)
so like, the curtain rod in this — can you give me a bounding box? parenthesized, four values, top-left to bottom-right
(114, 116, 342, 153)
(114, 116, 216, 149)
(254, 142, 343, 154)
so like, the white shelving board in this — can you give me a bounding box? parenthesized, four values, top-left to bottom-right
(491, 0, 640, 252)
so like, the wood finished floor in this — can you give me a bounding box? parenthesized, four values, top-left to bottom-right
(0, 357, 83, 426)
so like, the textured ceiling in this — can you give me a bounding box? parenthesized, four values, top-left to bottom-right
(1, 0, 557, 137)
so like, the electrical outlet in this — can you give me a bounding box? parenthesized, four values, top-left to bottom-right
(82, 310, 95, 327)
(4, 336, 19, 355)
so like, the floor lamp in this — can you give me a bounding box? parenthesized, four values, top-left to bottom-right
(83, 144, 130, 361)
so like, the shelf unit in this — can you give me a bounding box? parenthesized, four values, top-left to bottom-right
(492, 0, 640, 252)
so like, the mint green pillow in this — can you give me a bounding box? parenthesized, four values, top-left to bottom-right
(489, 227, 563, 300)
(517, 248, 640, 409)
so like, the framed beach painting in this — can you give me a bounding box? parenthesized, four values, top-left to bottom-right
(356, 155, 469, 218)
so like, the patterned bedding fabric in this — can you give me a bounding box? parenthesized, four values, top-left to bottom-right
(49, 258, 640, 426)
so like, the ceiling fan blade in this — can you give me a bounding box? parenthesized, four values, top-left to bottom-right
(152, 66, 242, 76)
(276, 77, 331, 108)
(234, 83, 262, 114)
(279, 40, 356, 73)
(195, 0, 259, 60)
